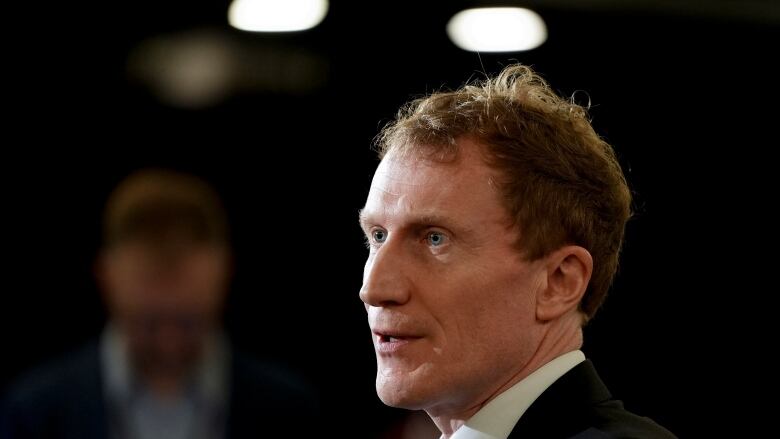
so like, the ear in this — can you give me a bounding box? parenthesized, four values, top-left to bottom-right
(215, 246, 235, 297)
(94, 250, 109, 291)
(94, 248, 119, 306)
(536, 245, 593, 322)
(220, 247, 235, 283)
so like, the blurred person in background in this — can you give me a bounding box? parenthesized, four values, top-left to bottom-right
(1, 169, 316, 439)
(358, 65, 676, 439)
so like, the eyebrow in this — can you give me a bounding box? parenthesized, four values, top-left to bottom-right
(358, 208, 466, 234)
(357, 208, 378, 231)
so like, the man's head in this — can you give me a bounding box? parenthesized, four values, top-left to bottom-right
(359, 65, 631, 415)
(96, 169, 231, 384)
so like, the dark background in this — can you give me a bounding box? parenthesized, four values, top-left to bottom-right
(3, 1, 778, 437)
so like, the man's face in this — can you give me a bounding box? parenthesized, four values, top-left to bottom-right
(101, 242, 229, 379)
(359, 140, 547, 414)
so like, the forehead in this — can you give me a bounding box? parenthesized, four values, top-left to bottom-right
(111, 241, 223, 273)
(363, 141, 507, 225)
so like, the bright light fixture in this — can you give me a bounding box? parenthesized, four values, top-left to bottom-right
(228, 0, 328, 32)
(446, 7, 547, 52)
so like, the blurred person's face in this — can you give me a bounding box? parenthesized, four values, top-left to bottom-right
(359, 140, 548, 415)
(99, 242, 230, 382)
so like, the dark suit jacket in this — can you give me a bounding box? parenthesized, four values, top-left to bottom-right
(508, 360, 675, 439)
(1, 341, 318, 439)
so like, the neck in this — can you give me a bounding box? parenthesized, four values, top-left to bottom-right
(427, 313, 584, 438)
(144, 373, 185, 399)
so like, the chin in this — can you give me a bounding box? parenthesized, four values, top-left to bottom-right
(375, 373, 433, 410)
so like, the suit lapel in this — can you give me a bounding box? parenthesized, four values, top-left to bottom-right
(507, 360, 612, 439)
(60, 343, 110, 439)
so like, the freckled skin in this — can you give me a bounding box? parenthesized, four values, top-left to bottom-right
(360, 138, 591, 436)
(359, 141, 548, 417)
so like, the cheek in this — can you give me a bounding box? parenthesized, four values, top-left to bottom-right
(441, 269, 537, 356)
(108, 284, 148, 314)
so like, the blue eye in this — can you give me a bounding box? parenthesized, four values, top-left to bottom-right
(372, 229, 387, 243)
(427, 232, 446, 246)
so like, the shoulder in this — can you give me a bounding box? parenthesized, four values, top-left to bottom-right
(1, 343, 103, 438)
(560, 360, 676, 438)
(228, 348, 319, 414)
(225, 349, 320, 437)
(510, 360, 676, 439)
(582, 399, 677, 439)
(3, 342, 101, 408)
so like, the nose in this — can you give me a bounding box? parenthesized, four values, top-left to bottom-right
(359, 237, 412, 308)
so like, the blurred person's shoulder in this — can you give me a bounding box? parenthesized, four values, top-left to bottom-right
(3, 341, 102, 405)
(226, 347, 320, 435)
(1, 341, 105, 438)
(229, 347, 318, 410)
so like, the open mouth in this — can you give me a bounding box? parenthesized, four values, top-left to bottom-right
(374, 331, 423, 343)
(378, 334, 410, 343)
(372, 329, 423, 353)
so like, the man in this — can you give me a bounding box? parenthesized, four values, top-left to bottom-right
(358, 65, 675, 438)
(1, 169, 316, 439)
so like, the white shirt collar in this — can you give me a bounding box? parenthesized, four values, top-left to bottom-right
(449, 350, 586, 439)
(100, 323, 229, 405)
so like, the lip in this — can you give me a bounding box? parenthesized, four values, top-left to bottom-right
(372, 330, 423, 354)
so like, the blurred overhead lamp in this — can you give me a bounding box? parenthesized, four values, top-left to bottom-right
(446, 7, 547, 52)
(228, 0, 328, 32)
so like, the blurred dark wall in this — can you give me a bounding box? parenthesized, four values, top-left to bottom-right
(3, 1, 778, 437)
